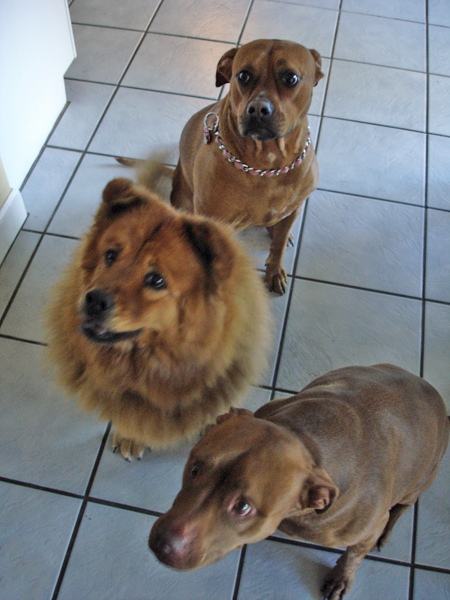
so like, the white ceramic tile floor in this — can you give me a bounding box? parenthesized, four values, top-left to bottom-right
(1, 1, 449, 599)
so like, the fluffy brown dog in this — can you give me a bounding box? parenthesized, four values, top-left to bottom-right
(170, 39, 324, 294)
(149, 364, 449, 598)
(46, 178, 270, 460)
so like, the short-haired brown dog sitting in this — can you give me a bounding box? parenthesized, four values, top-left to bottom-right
(170, 39, 324, 295)
(149, 364, 449, 598)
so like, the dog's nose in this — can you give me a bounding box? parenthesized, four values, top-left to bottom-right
(83, 289, 114, 318)
(246, 97, 274, 119)
(149, 525, 189, 566)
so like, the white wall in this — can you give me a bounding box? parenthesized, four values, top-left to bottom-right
(0, 0, 76, 189)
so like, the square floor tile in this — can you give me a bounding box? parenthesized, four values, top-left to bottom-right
(324, 60, 426, 131)
(238, 539, 410, 600)
(276, 279, 422, 391)
(427, 134, 450, 210)
(47, 153, 132, 238)
(70, 0, 160, 29)
(429, 75, 450, 136)
(48, 80, 115, 151)
(334, 12, 426, 71)
(123, 33, 231, 99)
(429, 0, 450, 27)
(0, 338, 106, 493)
(149, 0, 250, 43)
(429, 25, 450, 77)
(425, 208, 450, 302)
(66, 25, 142, 85)
(342, 0, 425, 22)
(414, 569, 450, 600)
(415, 446, 450, 569)
(58, 503, 241, 600)
(20, 148, 81, 232)
(297, 190, 424, 296)
(241, 1, 338, 58)
(90, 386, 271, 512)
(317, 118, 426, 205)
(423, 302, 450, 412)
(0, 232, 40, 318)
(88, 87, 210, 162)
(238, 541, 337, 600)
(0, 482, 81, 600)
(0, 235, 79, 343)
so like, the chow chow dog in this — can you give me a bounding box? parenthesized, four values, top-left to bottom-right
(46, 177, 271, 460)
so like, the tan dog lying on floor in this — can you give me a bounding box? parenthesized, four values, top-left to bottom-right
(46, 178, 270, 460)
(149, 364, 449, 598)
(170, 39, 324, 295)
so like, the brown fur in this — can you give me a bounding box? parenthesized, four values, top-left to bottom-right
(46, 178, 271, 460)
(149, 364, 449, 598)
(170, 39, 324, 294)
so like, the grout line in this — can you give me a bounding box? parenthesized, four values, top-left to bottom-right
(0, 477, 84, 500)
(51, 423, 111, 600)
(231, 545, 248, 600)
(268, 0, 342, 397)
(0, 333, 46, 346)
(410, 3, 430, 598)
(87, 496, 163, 518)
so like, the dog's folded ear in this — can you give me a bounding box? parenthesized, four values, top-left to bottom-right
(216, 47, 238, 87)
(309, 49, 324, 87)
(216, 407, 254, 425)
(300, 467, 339, 512)
(182, 219, 235, 295)
(101, 178, 148, 215)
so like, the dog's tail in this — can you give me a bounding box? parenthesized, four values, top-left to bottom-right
(115, 155, 174, 191)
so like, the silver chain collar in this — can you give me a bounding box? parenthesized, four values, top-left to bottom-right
(203, 112, 311, 177)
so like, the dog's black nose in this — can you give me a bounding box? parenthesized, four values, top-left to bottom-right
(83, 289, 114, 318)
(246, 97, 274, 119)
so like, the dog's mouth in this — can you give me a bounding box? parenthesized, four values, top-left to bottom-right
(242, 123, 278, 142)
(80, 319, 143, 344)
(240, 115, 280, 142)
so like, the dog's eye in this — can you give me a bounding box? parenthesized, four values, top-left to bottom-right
(144, 271, 167, 290)
(104, 249, 119, 265)
(231, 498, 253, 517)
(282, 72, 300, 87)
(190, 463, 200, 478)
(237, 70, 253, 85)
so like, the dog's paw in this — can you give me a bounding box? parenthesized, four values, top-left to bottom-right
(264, 264, 288, 295)
(112, 432, 147, 461)
(321, 568, 355, 600)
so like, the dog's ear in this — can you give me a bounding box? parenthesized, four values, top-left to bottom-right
(309, 49, 324, 87)
(101, 178, 147, 216)
(216, 407, 254, 425)
(182, 219, 234, 295)
(216, 47, 239, 86)
(299, 467, 339, 512)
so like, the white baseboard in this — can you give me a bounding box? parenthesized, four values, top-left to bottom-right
(0, 189, 27, 265)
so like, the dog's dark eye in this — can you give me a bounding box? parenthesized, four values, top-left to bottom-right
(144, 271, 166, 290)
(190, 464, 200, 478)
(282, 72, 300, 87)
(232, 499, 252, 516)
(237, 70, 253, 85)
(104, 249, 119, 265)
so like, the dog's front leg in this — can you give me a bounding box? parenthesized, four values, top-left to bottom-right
(264, 208, 301, 295)
(321, 527, 385, 600)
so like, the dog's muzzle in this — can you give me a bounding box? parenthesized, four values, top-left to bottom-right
(242, 97, 278, 141)
(80, 289, 142, 344)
